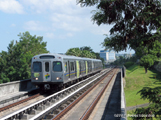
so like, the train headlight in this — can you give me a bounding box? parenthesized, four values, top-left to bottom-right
(56, 77, 62, 80)
(36, 78, 38, 80)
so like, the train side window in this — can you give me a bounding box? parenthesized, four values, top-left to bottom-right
(83, 61, 86, 70)
(70, 62, 74, 71)
(72, 62, 74, 71)
(74, 61, 76, 76)
(79, 61, 81, 73)
(81, 61, 84, 70)
(64, 62, 68, 72)
(53, 61, 62, 72)
(45, 62, 49, 72)
(33, 62, 42, 72)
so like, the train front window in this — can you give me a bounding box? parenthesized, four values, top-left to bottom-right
(33, 62, 42, 72)
(53, 61, 62, 72)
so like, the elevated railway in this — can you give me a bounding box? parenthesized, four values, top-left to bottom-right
(0, 67, 126, 120)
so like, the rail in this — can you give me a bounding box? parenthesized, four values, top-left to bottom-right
(1, 68, 112, 120)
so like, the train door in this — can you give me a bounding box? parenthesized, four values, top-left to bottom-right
(85, 61, 88, 75)
(69, 61, 75, 80)
(79, 61, 81, 76)
(64, 60, 70, 81)
(92, 61, 94, 72)
(43, 61, 51, 82)
(76, 60, 80, 78)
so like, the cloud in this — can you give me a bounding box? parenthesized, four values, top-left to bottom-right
(45, 33, 54, 39)
(21, 0, 81, 14)
(0, 0, 24, 14)
(51, 13, 84, 32)
(21, 0, 110, 35)
(50, 12, 110, 35)
(24, 21, 47, 31)
(58, 33, 74, 39)
(44, 32, 73, 40)
(90, 25, 111, 35)
(66, 33, 73, 37)
(11, 24, 16, 27)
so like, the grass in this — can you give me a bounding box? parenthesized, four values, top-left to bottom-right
(124, 64, 161, 107)
(127, 109, 157, 120)
(126, 110, 136, 120)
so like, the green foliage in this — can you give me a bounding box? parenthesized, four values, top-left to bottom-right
(132, 87, 161, 119)
(110, 54, 136, 66)
(140, 55, 155, 69)
(112, 55, 126, 65)
(77, 2, 161, 118)
(0, 31, 48, 83)
(66, 46, 97, 59)
(80, 46, 93, 53)
(66, 48, 82, 57)
(78, 0, 161, 52)
(138, 87, 161, 104)
(124, 62, 134, 68)
(125, 64, 161, 119)
(135, 40, 161, 73)
(66, 46, 105, 65)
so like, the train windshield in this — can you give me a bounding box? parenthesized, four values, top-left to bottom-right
(33, 62, 42, 72)
(53, 61, 62, 72)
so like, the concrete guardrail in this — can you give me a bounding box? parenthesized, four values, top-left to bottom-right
(0, 79, 36, 97)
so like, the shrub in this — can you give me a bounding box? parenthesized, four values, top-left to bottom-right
(124, 62, 134, 68)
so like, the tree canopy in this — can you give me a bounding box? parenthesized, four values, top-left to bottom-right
(77, 0, 161, 118)
(77, 0, 161, 73)
(77, 0, 161, 51)
(0, 31, 48, 83)
(66, 46, 97, 59)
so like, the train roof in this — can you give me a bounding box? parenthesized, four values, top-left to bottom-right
(33, 53, 102, 62)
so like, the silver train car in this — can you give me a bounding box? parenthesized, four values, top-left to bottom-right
(31, 53, 103, 90)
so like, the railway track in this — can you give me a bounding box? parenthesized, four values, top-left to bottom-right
(80, 68, 118, 120)
(0, 67, 114, 120)
(0, 89, 57, 118)
(0, 93, 40, 112)
(52, 68, 118, 120)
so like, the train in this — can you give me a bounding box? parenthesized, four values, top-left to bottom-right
(31, 53, 103, 90)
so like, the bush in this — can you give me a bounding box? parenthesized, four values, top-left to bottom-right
(124, 62, 134, 68)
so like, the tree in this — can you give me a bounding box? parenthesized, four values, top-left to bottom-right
(132, 87, 161, 119)
(77, 0, 161, 72)
(65, 47, 97, 59)
(66, 48, 82, 57)
(81, 50, 96, 58)
(80, 46, 93, 53)
(76, 1, 161, 117)
(137, 40, 161, 73)
(77, 0, 161, 52)
(0, 31, 48, 83)
(140, 55, 155, 73)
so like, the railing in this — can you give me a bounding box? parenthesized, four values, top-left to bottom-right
(0, 79, 36, 97)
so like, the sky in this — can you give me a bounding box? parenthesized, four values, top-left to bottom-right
(0, 0, 135, 54)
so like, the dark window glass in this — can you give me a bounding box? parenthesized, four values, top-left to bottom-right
(33, 62, 42, 72)
(40, 56, 55, 59)
(45, 62, 49, 72)
(81, 61, 85, 70)
(70, 62, 74, 71)
(53, 61, 62, 72)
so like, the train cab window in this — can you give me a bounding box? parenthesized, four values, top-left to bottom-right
(45, 62, 49, 72)
(33, 62, 42, 72)
(53, 61, 62, 72)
